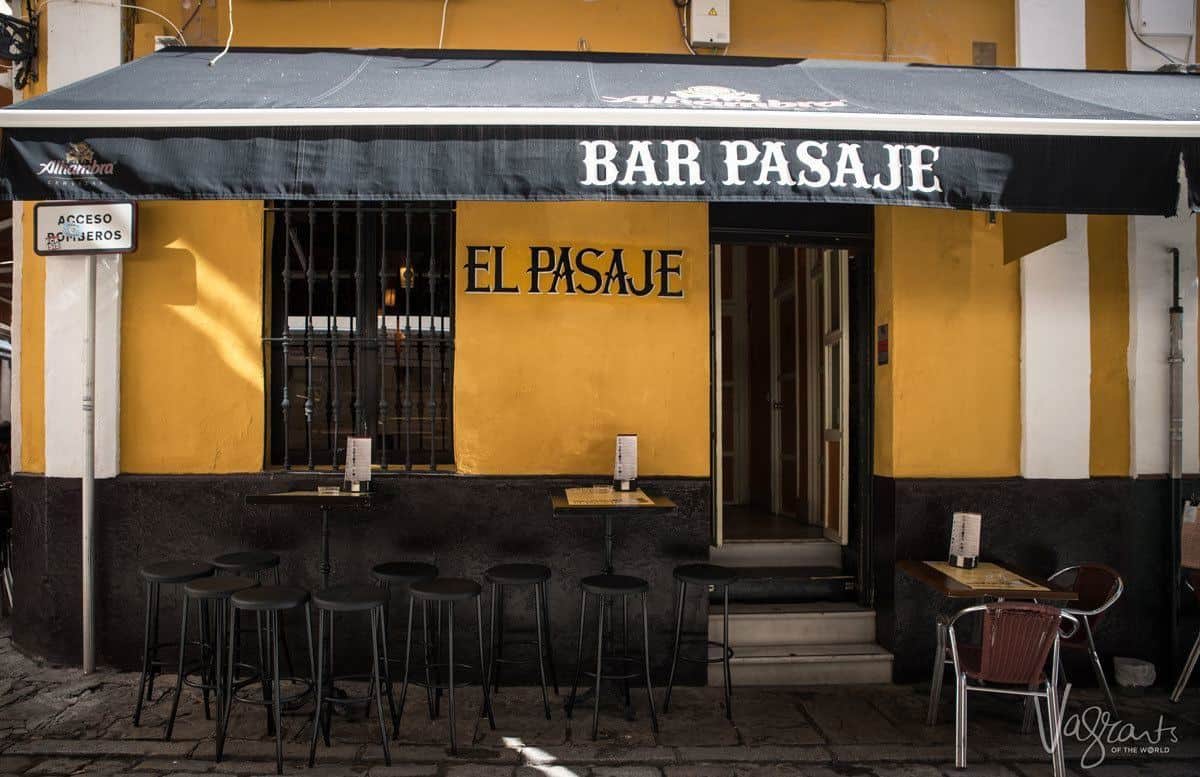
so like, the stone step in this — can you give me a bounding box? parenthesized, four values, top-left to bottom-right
(708, 602, 876, 647)
(710, 539, 842, 568)
(710, 564, 856, 604)
(708, 642, 894, 686)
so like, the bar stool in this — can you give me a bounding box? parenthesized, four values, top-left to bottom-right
(485, 563, 558, 719)
(211, 550, 294, 680)
(133, 560, 215, 728)
(166, 576, 259, 740)
(396, 578, 495, 754)
(565, 574, 658, 741)
(662, 563, 737, 720)
(217, 586, 315, 775)
(308, 585, 393, 768)
(373, 561, 439, 732)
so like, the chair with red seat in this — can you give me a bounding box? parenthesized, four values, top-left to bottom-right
(948, 601, 1077, 777)
(1046, 564, 1123, 714)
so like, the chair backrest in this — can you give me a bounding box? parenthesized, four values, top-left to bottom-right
(1059, 564, 1122, 629)
(977, 602, 1062, 686)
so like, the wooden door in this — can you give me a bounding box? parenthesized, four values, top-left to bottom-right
(817, 248, 850, 544)
(770, 247, 802, 517)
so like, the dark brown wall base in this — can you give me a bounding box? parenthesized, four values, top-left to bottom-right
(11, 473, 712, 683)
(873, 475, 1200, 685)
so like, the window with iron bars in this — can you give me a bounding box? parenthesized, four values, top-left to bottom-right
(265, 201, 455, 471)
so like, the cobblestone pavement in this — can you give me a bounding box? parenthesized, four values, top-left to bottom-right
(3, 620, 1199, 776)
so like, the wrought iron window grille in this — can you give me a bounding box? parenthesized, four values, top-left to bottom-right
(265, 201, 455, 472)
(0, 11, 38, 89)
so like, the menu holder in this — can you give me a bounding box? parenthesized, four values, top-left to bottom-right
(614, 434, 638, 492)
(344, 436, 372, 492)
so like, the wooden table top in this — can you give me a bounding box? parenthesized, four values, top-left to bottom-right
(550, 490, 677, 515)
(898, 559, 1076, 601)
(245, 490, 389, 508)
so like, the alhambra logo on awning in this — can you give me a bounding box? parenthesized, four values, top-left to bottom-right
(37, 142, 116, 178)
(601, 84, 847, 110)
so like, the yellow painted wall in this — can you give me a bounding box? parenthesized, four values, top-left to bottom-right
(212, 0, 1010, 65)
(454, 202, 710, 476)
(1087, 216, 1130, 476)
(19, 203, 44, 473)
(120, 202, 265, 473)
(874, 207, 1020, 478)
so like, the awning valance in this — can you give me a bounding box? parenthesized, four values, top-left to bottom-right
(2, 47, 1200, 213)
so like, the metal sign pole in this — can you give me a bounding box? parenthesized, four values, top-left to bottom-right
(82, 253, 96, 674)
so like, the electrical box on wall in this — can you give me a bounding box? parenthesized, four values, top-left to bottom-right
(1136, 0, 1196, 37)
(690, 0, 731, 48)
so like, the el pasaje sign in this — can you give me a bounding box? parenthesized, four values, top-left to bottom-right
(34, 201, 137, 256)
(464, 244, 685, 298)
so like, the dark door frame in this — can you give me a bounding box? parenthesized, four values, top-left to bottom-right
(708, 222, 875, 608)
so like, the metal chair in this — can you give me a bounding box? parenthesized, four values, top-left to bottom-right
(948, 602, 1078, 777)
(1046, 564, 1123, 713)
(1171, 570, 1200, 702)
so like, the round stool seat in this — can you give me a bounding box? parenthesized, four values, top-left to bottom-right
(582, 574, 649, 596)
(410, 578, 482, 601)
(485, 563, 551, 585)
(313, 584, 388, 612)
(184, 575, 259, 600)
(674, 563, 738, 586)
(373, 561, 439, 584)
(231, 585, 309, 611)
(140, 560, 215, 584)
(211, 550, 280, 574)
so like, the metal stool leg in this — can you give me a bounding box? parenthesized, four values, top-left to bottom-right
(493, 588, 505, 693)
(370, 607, 392, 766)
(541, 581, 560, 694)
(270, 610, 283, 776)
(165, 594, 190, 741)
(477, 594, 496, 730)
(621, 596, 632, 717)
(565, 589, 588, 719)
(486, 582, 499, 713)
(255, 611, 274, 737)
(722, 584, 733, 720)
(448, 602, 457, 755)
(198, 600, 212, 721)
(422, 602, 436, 720)
(134, 582, 155, 726)
(534, 583, 551, 720)
(395, 596, 415, 738)
(307, 610, 325, 768)
(1171, 629, 1200, 702)
(216, 603, 237, 763)
(147, 583, 162, 702)
(641, 593, 659, 734)
(591, 594, 604, 741)
(662, 578, 685, 713)
(927, 620, 947, 725)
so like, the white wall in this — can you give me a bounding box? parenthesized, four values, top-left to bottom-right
(1016, 0, 1091, 479)
(1126, 1, 1198, 476)
(42, 1, 123, 478)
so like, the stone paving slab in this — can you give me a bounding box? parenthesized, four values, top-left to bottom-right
(4, 621, 1200, 776)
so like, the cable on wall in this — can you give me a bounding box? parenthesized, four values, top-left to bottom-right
(438, 0, 450, 49)
(673, 0, 697, 55)
(209, 0, 233, 66)
(34, 0, 188, 44)
(1125, 0, 1190, 65)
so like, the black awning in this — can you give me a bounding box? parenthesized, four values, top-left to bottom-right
(2, 47, 1199, 213)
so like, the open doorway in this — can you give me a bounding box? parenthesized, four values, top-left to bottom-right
(710, 204, 870, 550)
